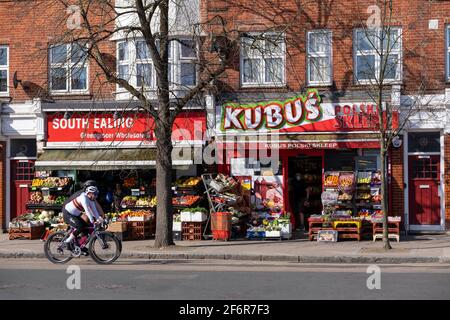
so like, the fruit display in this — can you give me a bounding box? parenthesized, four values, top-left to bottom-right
(55, 195, 67, 205)
(357, 172, 372, 184)
(31, 177, 72, 188)
(29, 191, 43, 204)
(123, 177, 137, 188)
(43, 194, 57, 204)
(121, 196, 137, 207)
(175, 176, 202, 188)
(371, 171, 382, 185)
(358, 209, 372, 217)
(357, 193, 371, 200)
(339, 173, 355, 190)
(372, 194, 382, 202)
(321, 190, 338, 205)
(136, 196, 153, 207)
(338, 193, 352, 201)
(172, 195, 200, 206)
(324, 172, 339, 187)
(118, 209, 155, 221)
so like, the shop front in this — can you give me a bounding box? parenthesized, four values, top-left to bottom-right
(213, 90, 402, 239)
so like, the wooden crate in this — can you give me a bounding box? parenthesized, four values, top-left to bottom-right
(9, 225, 46, 240)
(182, 222, 204, 241)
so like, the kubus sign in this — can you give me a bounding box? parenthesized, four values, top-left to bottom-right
(218, 89, 398, 133)
(46, 111, 205, 147)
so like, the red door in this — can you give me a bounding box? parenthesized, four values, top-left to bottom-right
(10, 160, 35, 220)
(408, 155, 440, 225)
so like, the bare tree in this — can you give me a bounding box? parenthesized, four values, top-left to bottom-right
(39, 0, 236, 248)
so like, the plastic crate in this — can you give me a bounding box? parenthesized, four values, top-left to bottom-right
(182, 222, 203, 241)
(182, 233, 202, 241)
(212, 230, 231, 240)
(246, 231, 265, 239)
(9, 225, 45, 240)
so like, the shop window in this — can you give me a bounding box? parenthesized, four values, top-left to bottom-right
(408, 132, 440, 153)
(0, 45, 8, 94)
(10, 139, 37, 158)
(307, 30, 332, 85)
(240, 33, 285, 87)
(117, 41, 130, 88)
(325, 150, 356, 171)
(49, 43, 88, 93)
(354, 28, 402, 83)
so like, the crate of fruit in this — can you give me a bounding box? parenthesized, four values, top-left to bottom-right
(9, 225, 46, 240)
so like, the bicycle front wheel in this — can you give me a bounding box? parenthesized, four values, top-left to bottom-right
(88, 232, 121, 265)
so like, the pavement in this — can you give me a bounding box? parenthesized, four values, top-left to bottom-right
(2, 231, 450, 264)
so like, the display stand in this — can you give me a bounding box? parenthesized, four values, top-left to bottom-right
(372, 220, 401, 242)
(333, 220, 361, 241)
(308, 219, 333, 241)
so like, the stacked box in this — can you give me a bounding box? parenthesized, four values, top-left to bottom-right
(182, 222, 203, 241)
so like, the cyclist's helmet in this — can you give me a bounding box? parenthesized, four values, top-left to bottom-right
(85, 186, 99, 197)
(83, 180, 97, 190)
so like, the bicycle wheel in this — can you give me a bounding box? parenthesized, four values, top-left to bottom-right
(88, 231, 121, 265)
(44, 231, 73, 264)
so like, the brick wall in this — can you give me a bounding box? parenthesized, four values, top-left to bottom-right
(203, 0, 450, 96)
(390, 143, 404, 223)
(0, 1, 115, 104)
(0, 141, 5, 231)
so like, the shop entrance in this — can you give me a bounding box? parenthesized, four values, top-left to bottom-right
(11, 160, 35, 220)
(285, 151, 323, 229)
(408, 155, 440, 225)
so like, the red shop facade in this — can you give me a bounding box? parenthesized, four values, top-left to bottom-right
(214, 90, 404, 229)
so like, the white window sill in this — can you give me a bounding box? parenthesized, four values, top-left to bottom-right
(354, 79, 402, 85)
(50, 91, 90, 96)
(307, 82, 332, 87)
(240, 83, 286, 89)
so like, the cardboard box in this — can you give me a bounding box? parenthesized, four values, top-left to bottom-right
(180, 212, 207, 222)
(107, 221, 127, 233)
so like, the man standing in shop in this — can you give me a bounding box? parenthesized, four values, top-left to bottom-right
(291, 173, 310, 231)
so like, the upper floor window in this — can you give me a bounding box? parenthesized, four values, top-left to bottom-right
(116, 38, 197, 92)
(354, 27, 402, 83)
(307, 30, 332, 85)
(0, 46, 8, 94)
(240, 33, 285, 87)
(446, 25, 450, 81)
(49, 43, 88, 93)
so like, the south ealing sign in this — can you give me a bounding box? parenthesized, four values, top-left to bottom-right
(219, 89, 386, 133)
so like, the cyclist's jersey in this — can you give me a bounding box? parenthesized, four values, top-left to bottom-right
(64, 192, 100, 223)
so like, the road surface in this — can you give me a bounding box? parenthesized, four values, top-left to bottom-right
(0, 259, 449, 300)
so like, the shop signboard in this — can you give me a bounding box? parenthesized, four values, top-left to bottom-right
(46, 111, 206, 147)
(317, 230, 338, 242)
(217, 89, 398, 134)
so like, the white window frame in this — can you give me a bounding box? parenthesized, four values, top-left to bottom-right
(446, 25, 450, 82)
(240, 32, 286, 88)
(0, 45, 9, 95)
(49, 43, 89, 94)
(115, 37, 198, 93)
(306, 30, 332, 86)
(353, 27, 402, 84)
(117, 40, 131, 89)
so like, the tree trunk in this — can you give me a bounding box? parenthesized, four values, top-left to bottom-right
(154, 118, 175, 248)
(380, 147, 392, 250)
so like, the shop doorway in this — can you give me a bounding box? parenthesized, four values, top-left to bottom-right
(11, 160, 35, 220)
(286, 153, 323, 229)
(408, 155, 440, 225)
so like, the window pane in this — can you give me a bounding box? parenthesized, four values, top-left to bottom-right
(50, 67, 67, 90)
(408, 132, 440, 153)
(356, 55, 375, 80)
(181, 63, 196, 86)
(0, 70, 7, 92)
(0, 47, 7, 66)
(242, 37, 263, 57)
(71, 43, 88, 64)
(136, 40, 150, 60)
(357, 30, 376, 51)
(382, 28, 400, 51)
(264, 36, 284, 56)
(71, 66, 87, 90)
(180, 40, 196, 58)
(51, 45, 68, 64)
(309, 32, 330, 54)
(137, 63, 152, 87)
(169, 62, 173, 85)
(118, 42, 128, 61)
(264, 58, 283, 83)
(118, 65, 129, 88)
(243, 58, 261, 83)
(309, 56, 330, 83)
(383, 54, 399, 80)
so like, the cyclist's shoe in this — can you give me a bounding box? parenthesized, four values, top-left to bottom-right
(81, 247, 89, 256)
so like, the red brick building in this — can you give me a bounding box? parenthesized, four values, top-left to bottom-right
(0, 0, 449, 234)
(203, 0, 450, 232)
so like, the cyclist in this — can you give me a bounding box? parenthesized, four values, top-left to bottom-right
(62, 185, 104, 253)
(62, 180, 105, 218)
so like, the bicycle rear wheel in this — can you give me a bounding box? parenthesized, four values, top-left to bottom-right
(44, 231, 73, 264)
(88, 232, 121, 265)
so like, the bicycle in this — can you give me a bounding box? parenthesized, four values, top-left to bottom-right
(44, 217, 122, 265)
